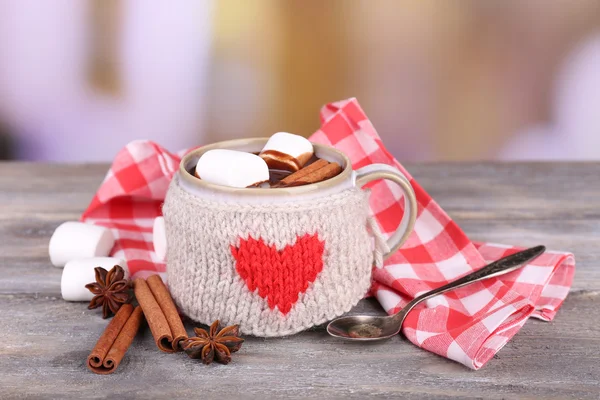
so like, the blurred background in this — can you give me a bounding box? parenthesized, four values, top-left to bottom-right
(1, 0, 600, 162)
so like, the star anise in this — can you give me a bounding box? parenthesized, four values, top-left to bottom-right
(182, 320, 244, 365)
(85, 265, 131, 319)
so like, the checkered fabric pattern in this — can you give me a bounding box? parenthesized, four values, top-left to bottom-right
(81, 98, 575, 370)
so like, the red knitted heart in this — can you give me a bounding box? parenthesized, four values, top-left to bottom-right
(230, 234, 325, 315)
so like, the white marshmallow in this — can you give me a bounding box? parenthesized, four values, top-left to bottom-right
(153, 216, 167, 261)
(195, 149, 269, 188)
(61, 257, 128, 302)
(49, 222, 115, 267)
(260, 132, 314, 172)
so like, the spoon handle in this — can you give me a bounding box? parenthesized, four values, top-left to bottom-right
(395, 245, 546, 324)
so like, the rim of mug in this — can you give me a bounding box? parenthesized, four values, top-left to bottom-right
(179, 137, 353, 195)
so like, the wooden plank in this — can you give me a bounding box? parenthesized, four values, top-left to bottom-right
(0, 162, 599, 399)
(0, 294, 598, 399)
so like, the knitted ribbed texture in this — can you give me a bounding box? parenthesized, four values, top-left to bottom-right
(163, 176, 374, 337)
(232, 234, 325, 315)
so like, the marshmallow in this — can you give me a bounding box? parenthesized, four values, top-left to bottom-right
(259, 132, 314, 172)
(195, 149, 269, 188)
(61, 257, 128, 301)
(49, 222, 115, 267)
(153, 216, 167, 261)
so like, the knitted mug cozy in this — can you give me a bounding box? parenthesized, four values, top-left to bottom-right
(163, 175, 377, 337)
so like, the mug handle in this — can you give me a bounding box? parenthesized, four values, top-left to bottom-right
(354, 164, 418, 261)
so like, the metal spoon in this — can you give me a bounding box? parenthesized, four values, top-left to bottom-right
(327, 245, 546, 341)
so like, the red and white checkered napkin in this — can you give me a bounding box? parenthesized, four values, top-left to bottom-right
(82, 98, 575, 370)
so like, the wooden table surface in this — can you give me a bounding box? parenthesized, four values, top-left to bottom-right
(1, 162, 599, 400)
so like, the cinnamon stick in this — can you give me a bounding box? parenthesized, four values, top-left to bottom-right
(286, 162, 343, 187)
(87, 304, 143, 375)
(275, 158, 329, 187)
(134, 276, 187, 352)
(146, 275, 187, 350)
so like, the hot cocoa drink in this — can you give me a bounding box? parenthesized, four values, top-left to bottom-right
(188, 156, 341, 188)
(189, 132, 342, 189)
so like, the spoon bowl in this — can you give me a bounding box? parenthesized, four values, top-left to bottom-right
(326, 315, 400, 341)
(327, 245, 546, 341)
